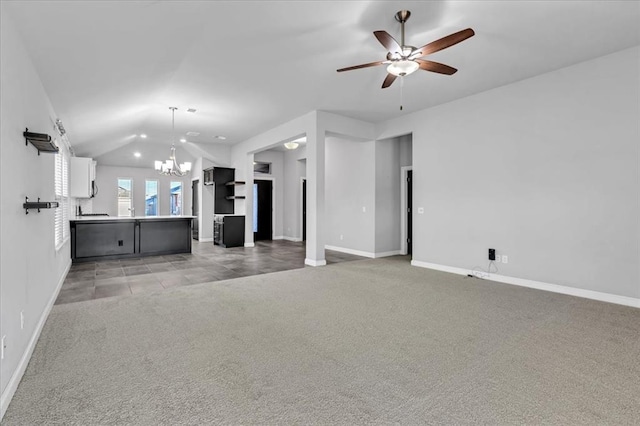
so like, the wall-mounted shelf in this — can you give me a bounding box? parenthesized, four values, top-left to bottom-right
(225, 196, 245, 200)
(225, 181, 245, 186)
(23, 128, 59, 155)
(23, 197, 59, 214)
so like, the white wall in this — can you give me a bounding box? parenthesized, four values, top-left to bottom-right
(0, 9, 71, 417)
(377, 46, 640, 300)
(283, 146, 307, 240)
(399, 134, 412, 168)
(325, 137, 376, 254)
(92, 165, 192, 218)
(374, 138, 402, 254)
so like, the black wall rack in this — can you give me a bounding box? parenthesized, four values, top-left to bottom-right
(23, 197, 59, 214)
(24, 128, 59, 155)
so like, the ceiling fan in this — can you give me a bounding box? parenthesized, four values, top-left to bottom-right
(337, 10, 474, 89)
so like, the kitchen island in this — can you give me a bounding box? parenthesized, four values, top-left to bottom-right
(70, 216, 193, 262)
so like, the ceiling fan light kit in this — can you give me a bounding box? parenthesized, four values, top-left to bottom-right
(387, 60, 419, 77)
(337, 10, 474, 91)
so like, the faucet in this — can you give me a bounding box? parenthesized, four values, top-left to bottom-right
(128, 207, 135, 217)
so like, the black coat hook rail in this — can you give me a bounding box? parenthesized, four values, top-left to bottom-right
(23, 197, 59, 214)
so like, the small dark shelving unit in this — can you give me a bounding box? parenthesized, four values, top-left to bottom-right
(203, 168, 246, 213)
(214, 215, 245, 248)
(24, 129, 59, 155)
(23, 197, 59, 214)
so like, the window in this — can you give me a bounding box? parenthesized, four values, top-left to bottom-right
(118, 178, 133, 216)
(54, 141, 70, 249)
(170, 181, 182, 215)
(254, 161, 271, 174)
(145, 180, 159, 216)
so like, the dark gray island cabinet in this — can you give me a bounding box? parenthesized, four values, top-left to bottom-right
(70, 216, 193, 262)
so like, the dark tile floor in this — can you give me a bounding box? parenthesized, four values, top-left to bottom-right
(55, 240, 366, 305)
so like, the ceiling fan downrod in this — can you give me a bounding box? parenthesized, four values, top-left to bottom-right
(395, 10, 411, 52)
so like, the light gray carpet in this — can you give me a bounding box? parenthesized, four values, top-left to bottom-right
(3, 257, 640, 425)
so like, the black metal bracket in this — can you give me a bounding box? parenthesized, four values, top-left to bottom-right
(23, 197, 59, 214)
(24, 128, 59, 155)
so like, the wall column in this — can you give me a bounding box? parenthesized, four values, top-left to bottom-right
(305, 113, 326, 266)
(244, 152, 255, 247)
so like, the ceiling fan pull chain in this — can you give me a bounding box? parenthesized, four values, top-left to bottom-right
(400, 76, 404, 111)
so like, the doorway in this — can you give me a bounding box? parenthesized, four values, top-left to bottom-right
(407, 170, 412, 255)
(253, 179, 273, 241)
(400, 166, 413, 256)
(302, 179, 307, 242)
(191, 179, 199, 240)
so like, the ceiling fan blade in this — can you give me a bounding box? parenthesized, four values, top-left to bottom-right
(374, 30, 402, 55)
(337, 61, 385, 72)
(382, 73, 397, 89)
(414, 28, 475, 57)
(417, 59, 458, 75)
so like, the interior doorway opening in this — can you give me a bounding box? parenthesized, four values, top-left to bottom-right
(253, 179, 273, 241)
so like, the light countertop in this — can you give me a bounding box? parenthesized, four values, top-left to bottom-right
(71, 215, 195, 222)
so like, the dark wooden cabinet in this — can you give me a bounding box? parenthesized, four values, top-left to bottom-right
(214, 215, 245, 248)
(74, 221, 135, 258)
(71, 218, 192, 262)
(203, 167, 214, 185)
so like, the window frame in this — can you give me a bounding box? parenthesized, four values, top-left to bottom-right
(117, 177, 133, 217)
(145, 179, 159, 216)
(170, 180, 183, 216)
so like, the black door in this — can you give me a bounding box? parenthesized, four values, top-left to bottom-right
(254, 180, 272, 241)
(407, 170, 412, 255)
(192, 179, 199, 240)
(302, 179, 307, 242)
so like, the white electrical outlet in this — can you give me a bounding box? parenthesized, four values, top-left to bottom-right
(502, 255, 508, 264)
(495, 255, 501, 263)
(362, 206, 366, 213)
(340, 234, 343, 241)
(1, 335, 5, 360)
(20, 311, 24, 329)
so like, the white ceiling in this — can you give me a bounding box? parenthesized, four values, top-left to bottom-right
(4, 1, 639, 167)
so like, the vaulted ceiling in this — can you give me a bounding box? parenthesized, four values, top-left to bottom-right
(4, 1, 639, 167)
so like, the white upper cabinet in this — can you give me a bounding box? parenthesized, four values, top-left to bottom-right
(70, 157, 96, 198)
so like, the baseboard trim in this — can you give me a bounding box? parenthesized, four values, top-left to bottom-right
(198, 238, 213, 243)
(305, 258, 327, 267)
(1, 259, 71, 420)
(374, 250, 402, 258)
(244, 243, 255, 248)
(411, 260, 640, 309)
(324, 246, 401, 259)
(273, 236, 284, 240)
(325, 245, 374, 258)
(283, 236, 302, 242)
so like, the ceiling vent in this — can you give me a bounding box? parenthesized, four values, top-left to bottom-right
(186, 108, 197, 113)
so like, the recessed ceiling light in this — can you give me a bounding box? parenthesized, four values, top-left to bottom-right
(134, 152, 141, 158)
(187, 108, 197, 113)
(140, 134, 147, 138)
(180, 138, 186, 143)
(186, 131, 200, 137)
(214, 135, 226, 140)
